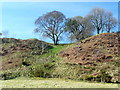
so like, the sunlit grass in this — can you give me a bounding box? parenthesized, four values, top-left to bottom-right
(1, 77, 118, 88)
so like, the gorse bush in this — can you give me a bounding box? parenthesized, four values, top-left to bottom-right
(98, 70, 112, 83)
(85, 75, 94, 81)
(27, 63, 55, 78)
(51, 62, 115, 83)
(0, 71, 21, 80)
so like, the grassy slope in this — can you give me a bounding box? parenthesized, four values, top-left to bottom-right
(0, 38, 53, 70)
(0, 34, 119, 88)
(1, 77, 118, 88)
(0, 43, 70, 80)
(55, 33, 119, 83)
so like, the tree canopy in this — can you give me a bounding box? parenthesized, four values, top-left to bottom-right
(34, 8, 118, 44)
(35, 11, 66, 45)
(65, 16, 94, 41)
(87, 8, 117, 34)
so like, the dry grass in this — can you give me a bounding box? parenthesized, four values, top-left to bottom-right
(0, 77, 118, 88)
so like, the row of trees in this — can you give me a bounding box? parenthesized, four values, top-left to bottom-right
(34, 8, 118, 45)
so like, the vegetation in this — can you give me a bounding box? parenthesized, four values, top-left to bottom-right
(1, 77, 118, 88)
(87, 8, 117, 34)
(0, 39, 68, 80)
(35, 11, 66, 45)
(0, 7, 119, 88)
(34, 8, 117, 44)
(0, 33, 119, 84)
(65, 16, 94, 41)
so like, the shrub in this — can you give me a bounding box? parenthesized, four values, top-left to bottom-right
(0, 71, 21, 80)
(27, 63, 55, 78)
(85, 75, 94, 81)
(93, 70, 112, 83)
(22, 61, 31, 66)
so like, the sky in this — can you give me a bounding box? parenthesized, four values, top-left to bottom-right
(1, 2, 119, 43)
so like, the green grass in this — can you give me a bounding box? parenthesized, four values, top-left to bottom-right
(40, 44, 68, 57)
(31, 44, 69, 64)
(1, 37, 119, 83)
(0, 44, 69, 80)
(0, 77, 118, 88)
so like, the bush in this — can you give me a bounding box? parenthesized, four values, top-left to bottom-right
(27, 63, 55, 78)
(93, 70, 112, 83)
(79, 70, 112, 83)
(22, 61, 31, 66)
(0, 71, 21, 80)
(85, 75, 94, 81)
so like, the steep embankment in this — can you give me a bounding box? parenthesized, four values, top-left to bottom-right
(59, 33, 119, 64)
(57, 33, 119, 83)
(0, 38, 52, 70)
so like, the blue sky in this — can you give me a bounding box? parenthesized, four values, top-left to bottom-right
(1, 2, 118, 43)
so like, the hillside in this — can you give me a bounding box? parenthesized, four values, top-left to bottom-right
(0, 38, 67, 80)
(0, 33, 119, 83)
(57, 33, 119, 83)
(0, 38, 52, 70)
(59, 33, 119, 64)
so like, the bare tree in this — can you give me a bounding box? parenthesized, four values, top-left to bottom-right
(87, 8, 117, 34)
(35, 11, 66, 45)
(65, 16, 94, 41)
(104, 11, 117, 33)
(87, 8, 106, 34)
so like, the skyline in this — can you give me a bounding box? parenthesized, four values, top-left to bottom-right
(1, 2, 118, 43)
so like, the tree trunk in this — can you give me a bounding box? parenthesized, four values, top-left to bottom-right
(54, 41, 58, 45)
(54, 37, 59, 45)
(54, 43, 58, 45)
(97, 29, 100, 34)
(53, 36, 56, 45)
(107, 29, 110, 33)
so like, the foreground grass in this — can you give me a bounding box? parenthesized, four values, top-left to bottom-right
(0, 77, 118, 88)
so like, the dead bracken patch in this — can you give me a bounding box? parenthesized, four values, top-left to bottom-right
(59, 33, 119, 65)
